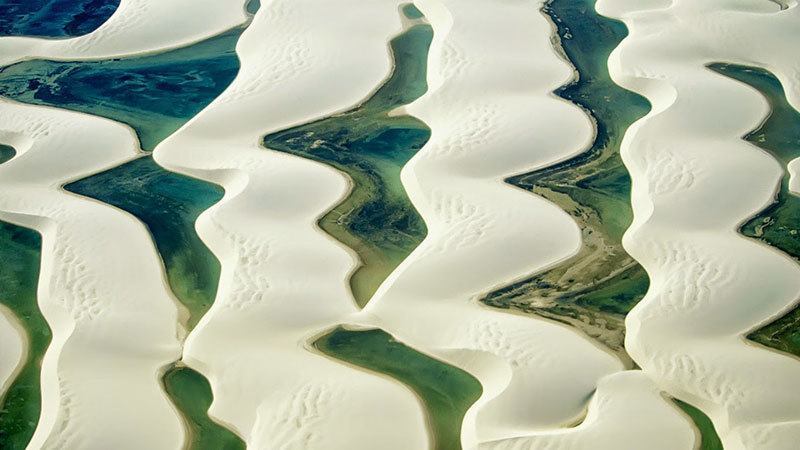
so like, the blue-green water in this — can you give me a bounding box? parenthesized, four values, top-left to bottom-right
(263, 8, 432, 307)
(709, 63, 800, 358)
(0, 26, 243, 151)
(0, 0, 119, 38)
(481, 0, 650, 363)
(65, 156, 224, 330)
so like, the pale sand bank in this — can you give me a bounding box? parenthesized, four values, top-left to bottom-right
(599, 0, 800, 447)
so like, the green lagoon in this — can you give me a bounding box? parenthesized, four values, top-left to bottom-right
(481, 0, 650, 364)
(709, 63, 800, 358)
(65, 156, 223, 330)
(315, 327, 481, 450)
(163, 364, 244, 450)
(675, 400, 724, 450)
(263, 6, 432, 308)
(0, 221, 48, 449)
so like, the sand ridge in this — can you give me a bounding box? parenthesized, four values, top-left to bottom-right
(153, 0, 435, 447)
(0, 99, 185, 449)
(599, 0, 800, 447)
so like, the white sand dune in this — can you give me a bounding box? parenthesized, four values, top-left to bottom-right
(0, 100, 185, 449)
(154, 1, 433, 447)
(599, 0, 800, 447)
(358, 0, 694, 448)
(478, 371, 695, 450)
(0, 0, 249, 66)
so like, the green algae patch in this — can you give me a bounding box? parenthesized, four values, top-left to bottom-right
(0, 221, 50, 450)
(314, 327, 482, 450)
(263, 19, 433, 308)
(674, 399, 724, 450)
(708, 63, 800, 358)
(65, 155, 222, 330)
(480, 0, 650, 364)
(164, 364, 245, 450)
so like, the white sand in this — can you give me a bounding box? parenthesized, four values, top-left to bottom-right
(159, 0, 695, 448)
(599, 0, 800, 447)
(1, 0, 796, 447)
(154, 0, 433, 447)
(359, 0, 694, 447)
(0, 100, 184, 449)
(0, 0, 249, 66)
(478, 371, 695, 450)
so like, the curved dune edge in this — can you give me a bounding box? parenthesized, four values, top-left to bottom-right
(359, 0, 695, 448)
(0, 99, 185, 448)
(599, 0, 800, 447)
(154, 1, 435, 447)
(0, 1, 262, 448)
(0, 0, 249, 66)
(153, 0, 699, 447)
(0, 304, 25, 400)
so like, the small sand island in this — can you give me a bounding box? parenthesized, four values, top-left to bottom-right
(0, 0, 798, 449)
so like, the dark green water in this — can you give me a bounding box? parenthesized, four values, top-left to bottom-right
(163, 364, 244, 450)
(263, 7, 432, 308)
(65, 156, 223, 330)
(675, 400, 724, 450)
(0, 26, 243, 151)
(0, 144, 14, 164)
(708, 63, 800, 358)
(0, 11, 260, 449)
(0, 221, 49, 450)
(0, 0, 118, 38)
(480, 0, 651, 362)
(314, 327, 482, 450)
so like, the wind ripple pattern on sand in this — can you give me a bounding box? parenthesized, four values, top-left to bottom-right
(360, 0, 693, 448)
(0, 1, 257, 448)
(599, 0, 800, 448)
(0, 100, 185, 449)
(154, 1, 435, 448)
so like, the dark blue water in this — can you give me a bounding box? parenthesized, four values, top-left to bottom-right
(0, 0, 119, 38)
(0, 27, 242, 151)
